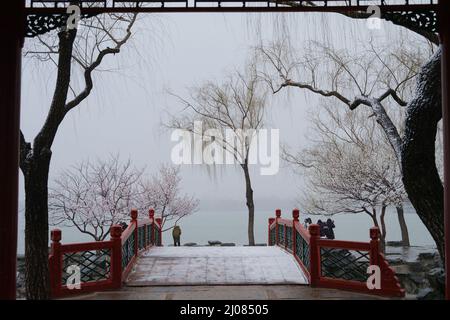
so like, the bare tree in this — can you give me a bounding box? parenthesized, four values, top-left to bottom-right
(20, 14, 138, 299)
(138, 165, 199, 232)
(167, 64, 267, 245)
(49, 156, 143, 241)
(285, 103, 409, 249)
(258, 37, 445, 254)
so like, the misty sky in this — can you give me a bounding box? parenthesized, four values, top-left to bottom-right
(20, 11, 415, 212)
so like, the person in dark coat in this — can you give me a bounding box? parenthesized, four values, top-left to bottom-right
(172, 225, 181, 246)
(317, 220, 326, 237)
(324, 219, 335, 240)
(317, 219, 336, 239)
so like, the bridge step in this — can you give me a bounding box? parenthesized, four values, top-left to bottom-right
(125, 246, 308, 286)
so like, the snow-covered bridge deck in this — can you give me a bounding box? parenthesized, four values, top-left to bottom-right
(125, 246, 308, 286)
(48, 210, 403, 299)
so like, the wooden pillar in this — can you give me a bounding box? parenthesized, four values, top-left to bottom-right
(440, 0, 450, 300)
(308, 224, 320, 287)
(0, 0, 25, 300)
(369, 227, 380, 266)
(275, 209, 281, 245)
(49, 229, 62, 298)
(155, 217, 162, 245)
(142, 217, 147, 248)
(268, 217, 275, 245)
(284, 224, 287, 249)
(149, 208, 155, 245)
(110, 225, 122, 288)
(292, 209, 299, 254)
(131, 209, 138, 256)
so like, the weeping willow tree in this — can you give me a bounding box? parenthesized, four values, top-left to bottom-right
(167, 64, 268, 245)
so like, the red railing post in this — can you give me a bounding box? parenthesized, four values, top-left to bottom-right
(149, 208, 155, 245)
(143, 215, 147, 248)
(368, 226, 405, 297)
(110, 225, 122, 288)
(284, 223, 287, 249)
(268, 217, 275, 245)
(275, 209, 281, 245)
(369, 227, 381, 266)
(155, 217, 162, 245)
(292, 209, 299, 254)
(131, 209, 138, 256)
(50, 229, 62, 298)
(155, 218, 162, 246)
(0, 0, 24, 300)
(308, 224, 320, 287)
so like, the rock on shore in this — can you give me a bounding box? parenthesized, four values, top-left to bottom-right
(385, 245, 444, 300)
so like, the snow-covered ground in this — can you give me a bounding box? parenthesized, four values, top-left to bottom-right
(126, 246, 308, 286)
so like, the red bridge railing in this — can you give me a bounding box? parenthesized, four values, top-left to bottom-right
(268, 209, 405, 298)
(48, 208, 162, 298)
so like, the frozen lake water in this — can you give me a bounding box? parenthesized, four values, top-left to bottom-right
(162, 203, 436, 247)
(16, 202, 436, 254)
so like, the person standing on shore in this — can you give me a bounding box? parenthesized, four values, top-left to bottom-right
(173, 225, 182, 246)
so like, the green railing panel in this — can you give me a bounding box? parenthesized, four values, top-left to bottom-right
(62, 249, 111, 285)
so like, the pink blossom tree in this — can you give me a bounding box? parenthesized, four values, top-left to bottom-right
(138, 165, 199, 232)
(49, 158, 198, 240)
(49, 155, 143, 241)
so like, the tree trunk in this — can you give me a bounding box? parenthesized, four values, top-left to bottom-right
(401, 49, 444, 259)
(380, 206, 387, 253)
(20, 29, 77, 299)
(396, 205, 410, 247)
(242, 163, 255, 246)
(24, 152, 52, 300)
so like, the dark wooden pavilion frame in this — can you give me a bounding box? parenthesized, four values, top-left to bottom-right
(0, 0, 449, 299)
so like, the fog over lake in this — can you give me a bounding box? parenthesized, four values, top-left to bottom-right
(17, 201, 435, 254)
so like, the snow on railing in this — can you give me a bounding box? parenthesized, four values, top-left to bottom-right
(268, 209, 405, 297)
(48, 208, 162, 298)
